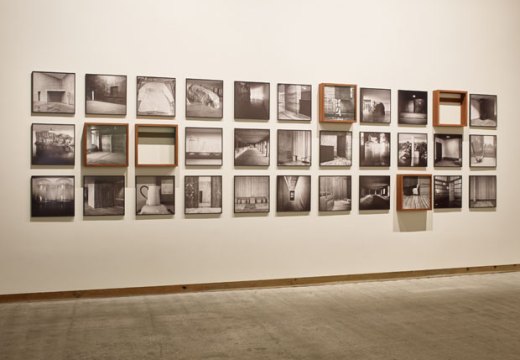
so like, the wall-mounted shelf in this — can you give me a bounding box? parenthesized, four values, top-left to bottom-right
(433, 90, 468, 127)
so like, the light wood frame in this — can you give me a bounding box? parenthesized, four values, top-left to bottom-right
(433, 90, 468, 127)
(135, 124, 178, 167)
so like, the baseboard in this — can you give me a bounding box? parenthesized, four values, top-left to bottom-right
(0, 263, 518, 303)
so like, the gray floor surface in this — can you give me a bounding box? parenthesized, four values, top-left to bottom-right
(1, 272, 520, 359)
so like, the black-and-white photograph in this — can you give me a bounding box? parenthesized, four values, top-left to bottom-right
(136, 76, 175, 117)
(31, 123, 75, 165)
(234, 81, 270, 120)
(434, 176, 462, 209)
(359, 176, 390, 211)
(397, 175, 432, 211)
(470, 94, 497, 127)
(469, 175, 497, 208)
(277, 130, 312, 166)
(32, 71, 75, 114)
(31, 176, 74, 217)
(359, 132, 391, 167)
(398, 90, 428, 125)
(136, 176, 174, 215)
(85, 74, 127, 115)
(83, 124, 128, 167)
(186, 78, 223, 118)
(319, 83, 356, 122)
(276, 175, 311, 212)
(434, 134, 463, 167)
(319, 131, 352, 166)
(83, 176, 125, 216)
(319, 176, 352, 212)
(136, 125, 177, 167)
(360, 88, 391, 123)
(470, 135, 497, 167)
(185, 127, 223, 166)
(234, 129, 270, 166)
(397, 133, 428, 167)
(185, 176, 222, 214)
(234, 176, 269, 213)
(277, 84, 311, 121)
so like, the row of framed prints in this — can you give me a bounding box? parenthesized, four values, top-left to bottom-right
(31, 71, 498, 127)
(30, 174, 497, 218)
(32, 123, 497, 168)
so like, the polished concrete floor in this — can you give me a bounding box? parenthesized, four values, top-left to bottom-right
(1, 272, 520, 359)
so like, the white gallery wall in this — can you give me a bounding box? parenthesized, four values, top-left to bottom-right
(0, 0, 519, 294)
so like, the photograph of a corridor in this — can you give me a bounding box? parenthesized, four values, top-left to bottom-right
(277, 130, 312, 166)
(359, 176, 390, 211)
(277, 175, 311, 212)
(234, 129, 270, 166)
(277, 84, 311, 120)
(184, 176, 222, 214)
(85, 74, 127, 115)
(83, 124, 128, 166)
(31, 71, 75, 114)
(234, 81, 270, 120)
(397, 175, 432, 211)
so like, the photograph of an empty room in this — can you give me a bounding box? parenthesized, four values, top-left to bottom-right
(234, 176, 269, 213)
(359, 175, 390, 211)
(276, 175, 311, 212)
(83, 176, 125, 216)
(319, 83, 356, 122)
(319, 131, 352, 167)
(31, 71, 75, 114)
(359, 132, 391, 167)
(186, 78, 223, 118)
(234, 128, 270, 166)
(319, 176, 352, 212)
(398, 90, 428, 125)
(397, 175, 432, 211)
(469, 175, 497, 209)
(434, 134, 463, 167)
(136, 76, 175, 117)
(277, 130, 311, 166)
(470, 135, 497, 167)
(360, 88, 391, 123)
(277, 84, 311, 120)
(470, 94, 497, 127)
(31, 176, 75, 217)
(136, 176, 174, 216)
(234, 81, 270, 120)
(397, 133, 428, 167)
(135, 125, 177, 167)
(184, 176, 222, 214)
(83, 123, 128, 166)
(85, 74, 127, 115)
(434, 176, 462, 209)
(31, 123, 75, 166)
(185, 127, 223, 166)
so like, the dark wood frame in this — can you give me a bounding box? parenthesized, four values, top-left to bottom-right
(136, 76, 176, 118)
(234, 81, 270, 120)
(135, 124, 178, 167)
(135, 175, 175, 216)
(233, 175, 270, 214)
(85, 73, 127, 116)
(469, 175, 497, 209)
(319, 130, 352, 167)
(31, 71, 76, 115)
(319, 83, 357, 123)
(433, 90, 468, 127)
(396, 174, 432, 211)
(469, 134, 497, 168)
(397, 132, 428, 168)
(82, 123, 129, 167)
(277, 83, 312, 121)
(185, 78, 223, 119)
(234, 128, 270, 167)
(469, 94, 497, 128)
(184, 175, 223, 215)
(277, 129, 312, 167)
(31, 123, 76, 166)
(318, 175, 352, 212)
(83, 175, 125, 216)
(31, 176, 75, 217)
(359, 87, 391, 124)
(184, 127, 223, 166)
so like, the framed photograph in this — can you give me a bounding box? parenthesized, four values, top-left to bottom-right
(186, 78, 223, 118)
(319, 83, 357, 123)
(234, 81, 270, 120)
(360, 88, 391, 123)
(83, 123, 128, 167)
(85, 74, 127, 115)
(319, 131, 352, 166)
(469, 175, 496, 208)
(319, 176, 352, 212)
(83, 176, 125, 216)
(31, 71, 75, 114)
(234, 128, 270, 166)
(136, 76, 175, 117)
(234, 176, 270, 213)
(359, 176, 390, 211)
(434, 176, 462, 209)
(31, 176, 74, 217)
(277, 130, 312, 166)
(396, 175, 432, 211)
(135, 125, 178, 167)
(136, 176, 174, 215)
(433, 134, 462, 167)
(31, 123, 75, 166)
(470, 94, 497, 127)
(185, 127, 223, 166)
(470, 134, 497, 168)
(398, 90, 428, 125)
(277, 84, 311, 121)
(184, 176, 222, 214)
(359, 132, 391, 167)
(276, 175, 311, 212)
(397, 133, 428, 167)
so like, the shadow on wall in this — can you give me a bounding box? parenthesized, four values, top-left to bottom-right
(394, 211, 430, 232)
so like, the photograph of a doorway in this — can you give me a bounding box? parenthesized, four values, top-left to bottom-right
(470, 94, 497, 127)
(276, 175, 311, 212)
(83, 123, 128, 167)
(277, 130, 312, 166)
(434, 134, 463, 167)
(83, 176, 125, 216)
(85, 74, 127, 115)
(234, 129, 270, 166)
(31, 71, 75, 114)
(184, 176, 222, 214)
(319, 176, 351, 212)
(434, 175, 462, 209)
(319, 131, 352, 166)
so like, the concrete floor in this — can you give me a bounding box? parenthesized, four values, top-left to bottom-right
(1, 272, 520, 360)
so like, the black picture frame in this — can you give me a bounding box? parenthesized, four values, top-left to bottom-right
(434, 175, 462, 209)
(186, 78, 223, 119)
(83, 176, 125, 216)
(469, 175, 497, 209)
(469, 134, 497, 168)
(136, 76, 175, 117)
(234, 81, 270, 120)
(360, 87, 391, 124)
(398, 90, 428, 125)
(359, 132, 391, 167)
(319, 130, 352, 167)
(276, 175, 311, 212)
(397, 132, 428, 167)
(359, 176, 391, 211)
(31, 71, 76, 115)
(277, 83, 312, 121)
(135, 176, 175, 216)
(31, 123, 75, 166)
(185, 127, 223, 166)
(234, 128, 270, 167)
(277, 129, 312, 166)
(31, 176, 75, 217)
(83, 123, 129, 167)
(470, 94, 497, 128)
(85, 74, 127, 116)
(234, 176, 270, 214)
(184, 176, 223, 214)
(433, 134, 463, 167)
(319, 176, 352, 212)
